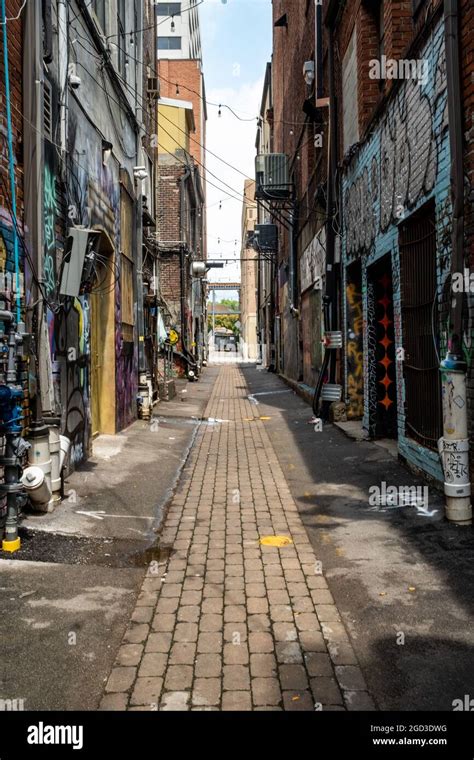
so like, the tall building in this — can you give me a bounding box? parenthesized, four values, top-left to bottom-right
(155, 0, 207, 372)
(258, 0, 473, 521)
(156, 0, 202, 60)
(255, 63, 275, 370)
(156, 98, 206, 376)
(20, 0, 158, 464)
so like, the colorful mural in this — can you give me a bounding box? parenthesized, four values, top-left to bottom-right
(54, 296, 91, 465)
(341, 19, 450, 481)
(346, 278, 364, 419)
(43, 144, 57, 301)
(46, 108, 139, 465)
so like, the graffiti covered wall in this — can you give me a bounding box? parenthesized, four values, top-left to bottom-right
(48, 104, 138, 466)
(341, 19, 450, 481)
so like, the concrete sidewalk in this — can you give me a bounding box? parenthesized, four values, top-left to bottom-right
(102, 365, 373, 711)
(0, 370, 219, 710)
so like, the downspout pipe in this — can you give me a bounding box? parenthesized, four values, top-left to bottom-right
(444, 0, 465, 354)
(439, 0, 471, 524)
(1, 0, 22, 325)
(313, 16, 340, 417)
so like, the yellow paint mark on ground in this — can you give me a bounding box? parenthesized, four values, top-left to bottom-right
(260, 535, 293, 547)
(335, 547, 345, 557)
(259, 416, 272, 421)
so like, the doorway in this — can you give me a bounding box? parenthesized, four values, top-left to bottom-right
(367, 254, 397, 438)
(90, 231, 116, 437)
(399, 203, 442, 449)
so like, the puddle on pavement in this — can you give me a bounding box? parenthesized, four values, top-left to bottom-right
(0, 528, 175, 570)
(130, 542, 175, 568)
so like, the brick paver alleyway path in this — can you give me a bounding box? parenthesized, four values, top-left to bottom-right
(101, 366, 374, 711)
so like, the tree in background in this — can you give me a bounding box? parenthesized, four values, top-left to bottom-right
(219, 298, 239, 313)
(208, 314, 240, 337)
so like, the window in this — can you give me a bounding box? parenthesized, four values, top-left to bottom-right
(117, 0, 126, 78)
(157, 36, 182, 50)
(342, 29, 359, 153)
(156, 3, 181, 15)
(120, 187, 135, 341)
(92, 0, 106, 31)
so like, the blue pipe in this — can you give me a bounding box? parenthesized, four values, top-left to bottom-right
(1, 0, 22, 325)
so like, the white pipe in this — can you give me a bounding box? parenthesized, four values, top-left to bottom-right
(440, 362, 472, 524)
(59, 435, 70, 472)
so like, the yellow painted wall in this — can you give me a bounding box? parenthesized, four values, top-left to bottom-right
(158, 105, 190, 155)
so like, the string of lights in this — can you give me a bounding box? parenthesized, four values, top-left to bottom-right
(69, 15, 309, 127)
(72, 57, 286, 221)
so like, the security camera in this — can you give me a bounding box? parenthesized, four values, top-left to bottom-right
(69, 73, 81, 89)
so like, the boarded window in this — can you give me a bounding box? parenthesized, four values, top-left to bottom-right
(342, 28, 359, 153)
(120, 188, 135, 339)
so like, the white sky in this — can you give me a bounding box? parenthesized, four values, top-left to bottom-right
(200, 0, 272, 300)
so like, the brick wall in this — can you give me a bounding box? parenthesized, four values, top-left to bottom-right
(156, 159, 201, 374)
(271, 0, 323, 381)
(331, 0, 444, 159)
(159, 251, 182, 325)
(158, 59, 206, 167)
(156, 163, 182, 242)
(157, 59, 207, 261)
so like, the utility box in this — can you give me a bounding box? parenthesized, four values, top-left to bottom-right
(59, 228, 101, 297)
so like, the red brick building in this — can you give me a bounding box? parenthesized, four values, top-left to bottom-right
(158, 59, 207, 170)
(156, 56, 207, 375)
(261, 0, 473, 500)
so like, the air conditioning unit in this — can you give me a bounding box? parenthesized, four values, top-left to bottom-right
(147, 77, 160, 99)
(255, 224, 278, 252)
(255, 153, 290, 200)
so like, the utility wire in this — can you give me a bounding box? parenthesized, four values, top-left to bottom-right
(70, 18, 306, 127)
(0, 0, 26, 24)
(73, 59, 255, 208)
